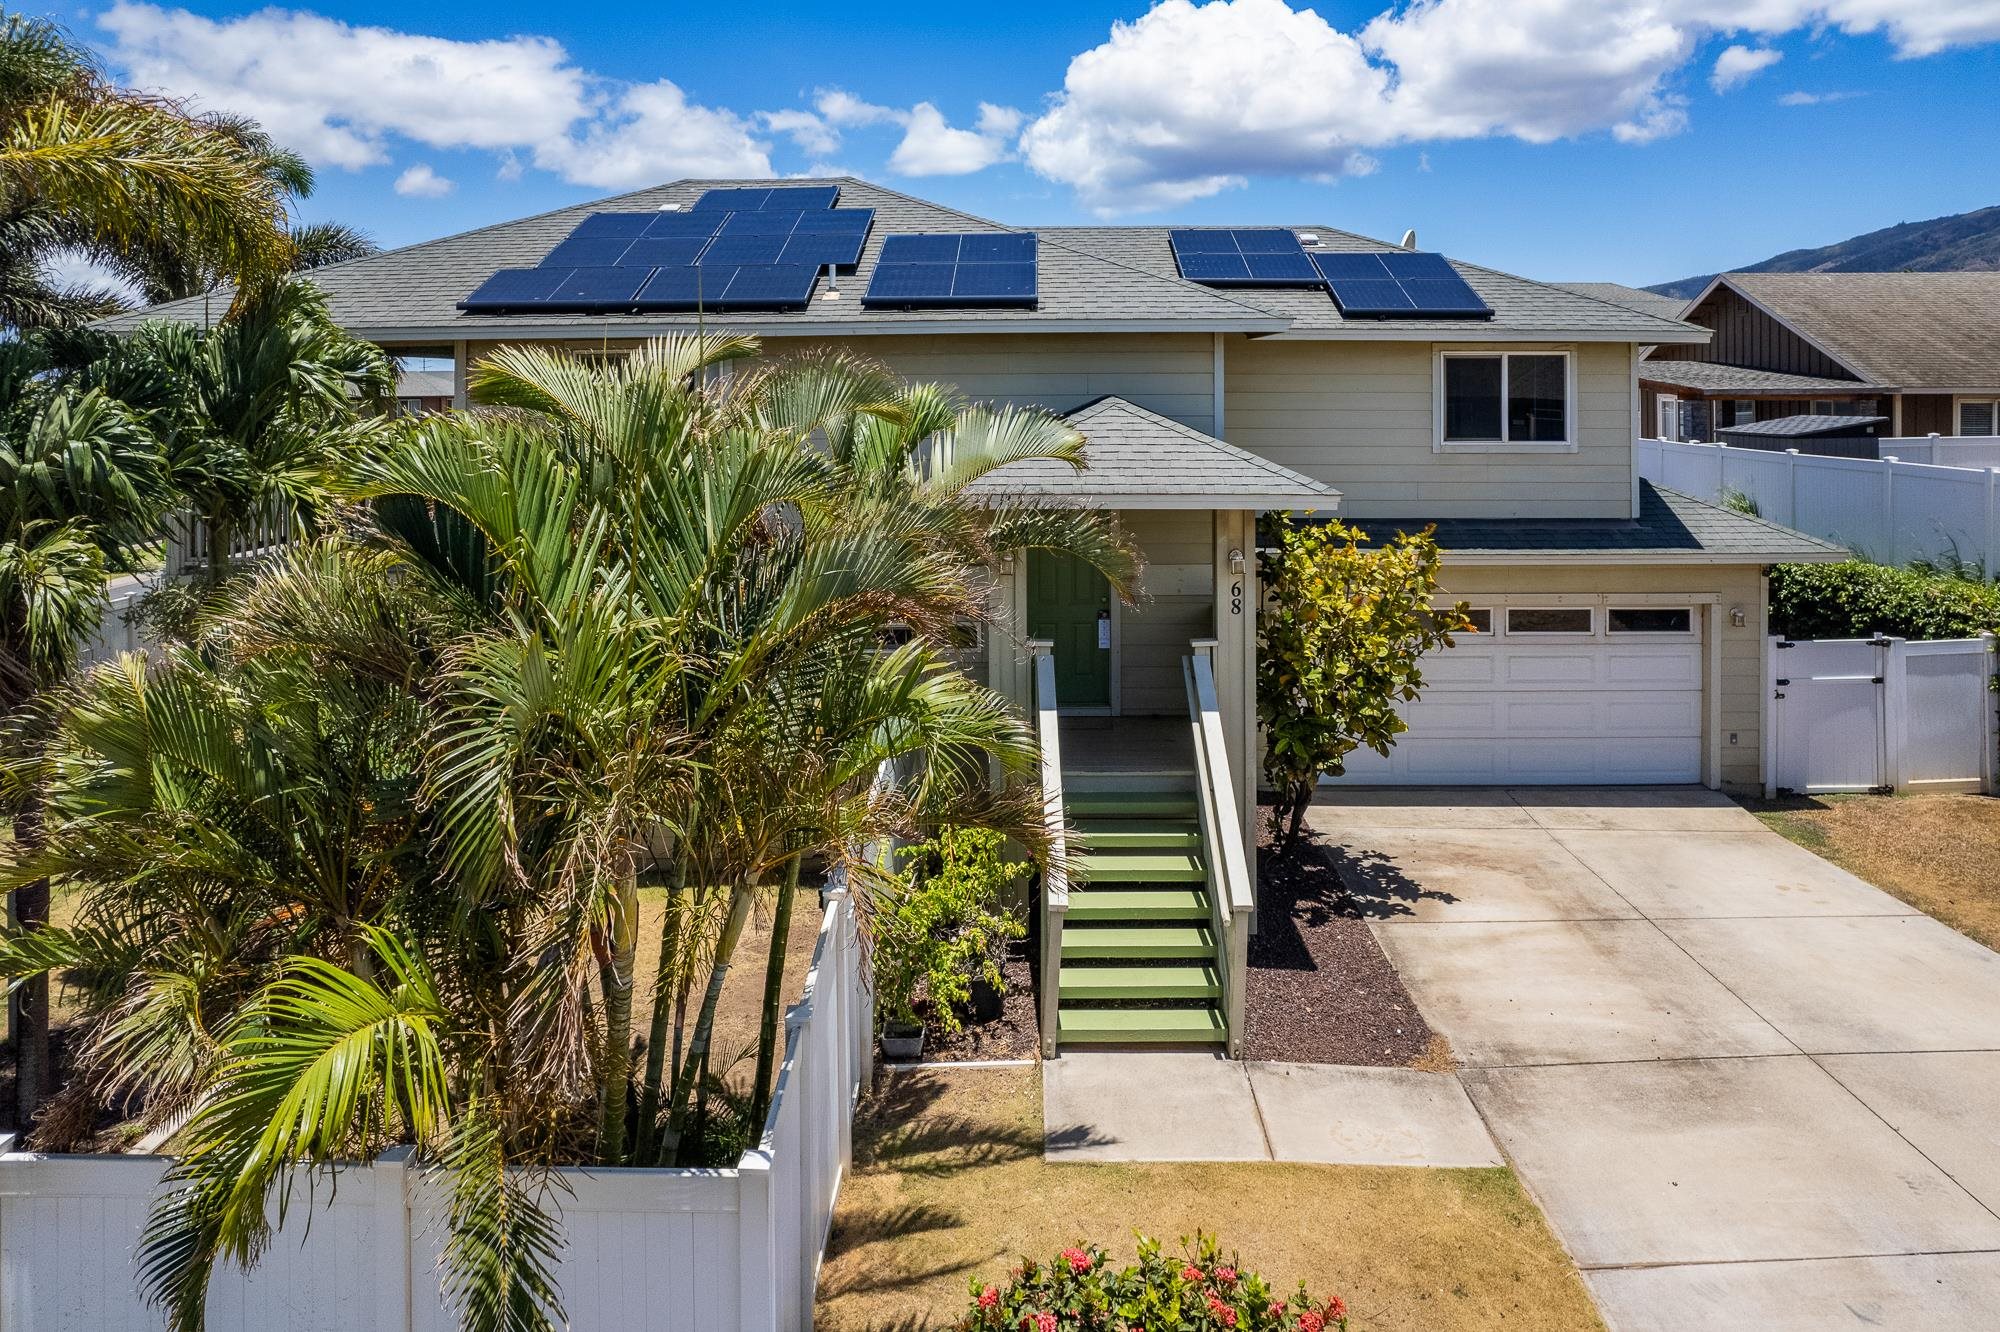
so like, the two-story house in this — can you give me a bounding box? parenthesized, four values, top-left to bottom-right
(105, 178, 1841, 1050)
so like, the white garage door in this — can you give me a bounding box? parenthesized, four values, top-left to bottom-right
(1329, 604, 1704, 785)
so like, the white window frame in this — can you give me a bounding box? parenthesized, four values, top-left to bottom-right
(1956, 398, 1999, 438)
(1606, 606, 1697, 637)
(1435, 349, 1578, 454)
(1503, 605, 1596, 637)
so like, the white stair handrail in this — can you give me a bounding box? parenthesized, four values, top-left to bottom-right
(1184, 640, 1254, 1058)
(1028, 640, 1068, 1059)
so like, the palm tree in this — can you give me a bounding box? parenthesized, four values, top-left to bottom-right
(0, 10, 292, 333)
(139, 277, 392, 583)
(0, 332, 172, 1121)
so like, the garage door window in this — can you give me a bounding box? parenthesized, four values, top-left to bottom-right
(1506, 607, 1593, 634)
(1460, 608, 1493, 633)
(1608, 607, 1693, 634)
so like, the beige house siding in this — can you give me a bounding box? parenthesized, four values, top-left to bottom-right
(1118, 510, 1215, 715)
(1440, 562, 1769, 791)
(1226, 338, 1636, 519)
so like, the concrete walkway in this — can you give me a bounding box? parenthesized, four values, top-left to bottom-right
(1044, 1052, 1500, 1168)
(1310, 787, 2000, 1331)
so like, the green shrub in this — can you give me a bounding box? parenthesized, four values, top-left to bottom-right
(874, 826, 1027, 1036)
(1769, 561, 2000, 641)
(956, 1234, 1350, 1332)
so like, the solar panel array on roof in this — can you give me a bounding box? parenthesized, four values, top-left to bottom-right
(459, 199, 874, 314)
(1167, 229, 1321, 286)
(861, 233, 1038, 309)
(691, 185, 841, 211)
(1313, 252, 1493, 319)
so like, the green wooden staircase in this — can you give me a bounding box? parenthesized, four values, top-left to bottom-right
(1054, 782, 1228, 1047)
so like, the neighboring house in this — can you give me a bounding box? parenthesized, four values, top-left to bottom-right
(101, 177, 1842, 1051)
(1713, 412, 1889, 458)
(393, 367, 454, 414)
(1640, 271, 2000, 442)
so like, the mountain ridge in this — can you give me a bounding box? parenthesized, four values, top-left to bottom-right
(1647, 204, 2000, 299)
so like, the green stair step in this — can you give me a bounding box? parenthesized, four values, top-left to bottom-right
(1067, 888, 1209, 922)
(1078, 851, 1204, 883)
(1058, 1006, 1226, 1045)
(1073, 818, 1201, 850)
(1061, 924, 1214, 959)
(1066, 791, 1199, 819)
(1059, 963, 1220, 1000)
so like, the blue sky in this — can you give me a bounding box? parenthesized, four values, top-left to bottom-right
(40, 0, 2000, 286)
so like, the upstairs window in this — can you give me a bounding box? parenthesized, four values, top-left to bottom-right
(1959, 400, 1998, 437)
(1439, 352, 1574, 451)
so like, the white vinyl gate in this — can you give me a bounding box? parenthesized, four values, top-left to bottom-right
(1767, 635, 1999, 797)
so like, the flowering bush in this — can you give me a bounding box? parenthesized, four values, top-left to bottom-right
(955, 1233, 1350, 1332)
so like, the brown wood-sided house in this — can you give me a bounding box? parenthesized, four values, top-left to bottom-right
(1636, 272, 2000, 443)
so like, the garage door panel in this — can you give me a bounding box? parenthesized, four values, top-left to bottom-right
(1325, 632, 1704, 786)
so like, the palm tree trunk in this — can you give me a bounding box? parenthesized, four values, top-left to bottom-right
(11, 809, 49, 1128)
(204, 514, 232, 587)
(594, 871, 639, 1163)
(656, 883, 753, 1166)
(748, 854, 801, 1132)
(634, 858, 688, 1163)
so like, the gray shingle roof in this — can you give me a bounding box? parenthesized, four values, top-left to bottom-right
(1719, 413, 1887, 438)
(1041, 226, 1710, 341)
(1551, 282, 1690, 322)
(95, 177, 1710, 345)
(963, 396, 1337, 511)
(395, 369, 455, 398)
(1637, 359, 1879, 395)
(1715, 272, 2000, 390)
(1359, 482, 1846, 562)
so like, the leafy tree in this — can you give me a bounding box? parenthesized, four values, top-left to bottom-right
(0, 10, 292, 332)
(1257, 515, 1467, 852)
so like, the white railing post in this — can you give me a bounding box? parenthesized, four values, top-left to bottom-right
(1984, 633, 1999, 797)
(1883, 636, 1910, 793)
(1185, 641, 1254, 1059)
(737, 1150, 779, 1332)
(1028, 640, 1067, 1059)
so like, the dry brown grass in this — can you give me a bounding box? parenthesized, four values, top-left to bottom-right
(817, 1065, 1603, 1332)
(1747, 793, 2000, 951)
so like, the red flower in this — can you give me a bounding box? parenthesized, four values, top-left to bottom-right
(1325, 1295, 1349, 1321)
(1266, 1301, 1287, 1319)
(1062, 1246, 1093, 1273)
(1215, 1266, 1237, 1285)
(1181, 1265, 1205, 1282)
(1298, 1313, 1325, 1332)
(1035, 1313, 1058, 1332)
(979, 1286, 999, 1309)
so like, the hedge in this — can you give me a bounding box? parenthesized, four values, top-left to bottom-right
(1769, 561, 2000, 642)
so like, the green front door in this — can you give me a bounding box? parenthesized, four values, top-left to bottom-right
(1027, 551, 1112, 709)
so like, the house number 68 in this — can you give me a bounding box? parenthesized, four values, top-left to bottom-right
(1230, 580, 1243, 615)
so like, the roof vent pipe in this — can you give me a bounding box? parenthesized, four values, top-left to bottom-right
(1400, 229, 1418, 250)
(821, 262, 840, 300)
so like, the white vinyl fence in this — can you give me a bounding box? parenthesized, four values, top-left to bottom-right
(1767, 634, 1999, 798)
(1639, 436, 2000, 573)
(0, 888, 872, 1332)
(79, 573, 158, 666)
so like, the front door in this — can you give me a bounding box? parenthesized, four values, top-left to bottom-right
(1027, 552, 1112, 710)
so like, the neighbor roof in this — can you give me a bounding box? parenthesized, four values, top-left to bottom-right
(1718, 413, 1887, 437)
(395, 369, 455, 399)
(963, 396, 1338, 511)
(1363, 481, 1846, 564)
(1638, 359, 1880, 396)
(1552, 282, 1689, 323)
(95, 177, 1710, 347)
(1697, 272, 2000, 391)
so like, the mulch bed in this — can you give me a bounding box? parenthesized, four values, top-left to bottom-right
(1239, 825, 1439, 1066)
(919, 951, 1039, 1063)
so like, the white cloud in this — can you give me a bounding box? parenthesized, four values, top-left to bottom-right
(814, 89, 905, 129)
(392, 163, 453, 197)
(1711, 45, 1783, 92)
(888, 102, 1019, 175)
(96, 2, 767, 188)
(1778, 89, 1864, 105)
(759, 109, 839, 156)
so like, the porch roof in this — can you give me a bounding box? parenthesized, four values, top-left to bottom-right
(964, 396, 1339, 512)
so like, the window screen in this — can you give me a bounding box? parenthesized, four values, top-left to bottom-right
(1507, 607, 1592, 634)
(1960, 401, 1997, 436)
(1608, 608, 1692, 633)
(1443, 356, 1503, 441)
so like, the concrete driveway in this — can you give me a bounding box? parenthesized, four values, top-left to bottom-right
(1309, 787, 2000, 1331)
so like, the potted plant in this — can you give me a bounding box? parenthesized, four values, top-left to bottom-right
(875, 891, 930, 1060)
(873, 826, 1027, 1060)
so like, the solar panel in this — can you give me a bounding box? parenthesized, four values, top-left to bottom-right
(570, 212, 656, 239)
(631, 264, 817, 311)
(634, 266, 714, 307)
(643, 211, 731, 239)
(720, 264, 817, 307)
(1169, 228, 1322, 286)
(863, 233, 1038, 308)
(619, 237, 709, 268)
(702, 234, 788, 266)
(719, 209, 805, 236)
(791, 209, 872, 234)
(1311, 251, 1492, 319)
(543, 267, 651, 310)
(778, 233, 867, 268)
(459, 267, 571, 311)
(692, 185, 841, 211)
(540, 236, 637, 268)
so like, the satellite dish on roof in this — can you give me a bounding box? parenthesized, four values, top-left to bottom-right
(1400, 229, 1418, 250)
